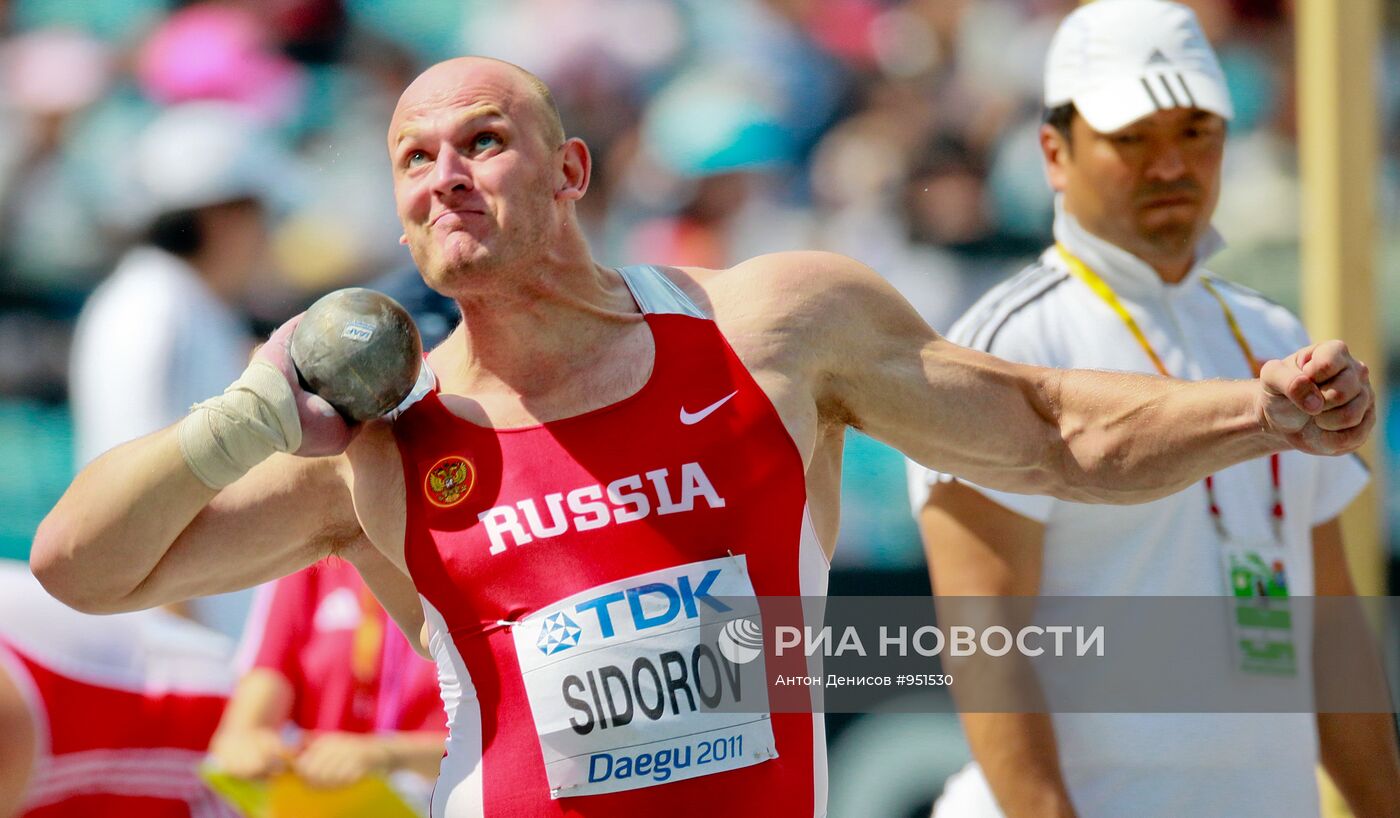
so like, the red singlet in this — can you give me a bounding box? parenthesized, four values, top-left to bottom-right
(392, 265, 830, 817)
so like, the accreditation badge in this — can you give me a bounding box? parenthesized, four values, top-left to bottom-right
(510, 555, 778, 799)
(1221, 543, 1297, 677)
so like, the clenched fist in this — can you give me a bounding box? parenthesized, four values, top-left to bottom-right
(1258, 340, 1375, 456)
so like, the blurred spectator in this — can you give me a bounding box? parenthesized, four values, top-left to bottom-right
(68, 102, 288, 638)
(264, 32, 418, 297)
(0, 29, 115, 298)
(268, 0, 351, 65)
(7, 0, 164, 41)
(69, 100, 286, 465)
(0, 560, 236, 817)
(135, 3, 307, 123)
(210, 559, 445, 808)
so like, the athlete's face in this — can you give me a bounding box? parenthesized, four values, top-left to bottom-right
(388, 60, 568, 291)
(1043, 108, 1225, 277)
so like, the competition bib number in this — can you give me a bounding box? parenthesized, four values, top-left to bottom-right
(511, 555, 777, 799)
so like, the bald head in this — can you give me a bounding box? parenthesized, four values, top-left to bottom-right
(390, 57, 565, 151)
(387, 55, 594, 293)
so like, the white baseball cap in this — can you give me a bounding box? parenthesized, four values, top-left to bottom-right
(1044, 0, 1234, 133)
(131, 102, 296, 222)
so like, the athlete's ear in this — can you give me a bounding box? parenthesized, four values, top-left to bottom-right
(556, 137, 591, 203)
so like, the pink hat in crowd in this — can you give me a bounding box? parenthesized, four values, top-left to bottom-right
(135, 2, 305, 122)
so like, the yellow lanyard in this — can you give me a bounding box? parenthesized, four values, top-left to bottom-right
(1056, 244, 1283, 539)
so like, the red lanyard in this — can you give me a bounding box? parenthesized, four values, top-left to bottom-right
(1057, 245, 1284, 541)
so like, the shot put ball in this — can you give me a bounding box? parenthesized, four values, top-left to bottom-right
(289, 288, 423, 422)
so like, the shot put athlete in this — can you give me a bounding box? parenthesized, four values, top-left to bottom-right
(32, 58, 1374, 818)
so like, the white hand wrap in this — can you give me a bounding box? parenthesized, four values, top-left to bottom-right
(177, 360, 303, 489)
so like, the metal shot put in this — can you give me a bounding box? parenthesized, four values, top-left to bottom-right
(290, 288, 423, 423)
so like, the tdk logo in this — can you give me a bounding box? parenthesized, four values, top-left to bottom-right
(540, 568, 734, 655)
(538, 612, 583, 655)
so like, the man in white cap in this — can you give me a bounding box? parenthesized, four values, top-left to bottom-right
(909, 2, 1400, 816)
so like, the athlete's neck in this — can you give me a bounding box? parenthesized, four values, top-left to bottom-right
(443, 256, 647, 402)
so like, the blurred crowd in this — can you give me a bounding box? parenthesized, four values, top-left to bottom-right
(2, 0, 1399, 569)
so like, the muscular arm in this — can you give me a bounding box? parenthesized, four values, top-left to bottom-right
(920, 481, 1077, 818)
(1312, 519, 1400, 817)
(32, 427, 354, 613)
(33, 317, 375, 614)
(740, 252, 1372, 502)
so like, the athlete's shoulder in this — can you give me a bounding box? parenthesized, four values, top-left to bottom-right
(697, 251, 899, 317)
(705, 252, 924, 358)
(731, 250, 877, 285)
(664, 252, 905, 382)
(663, 250, 862, 302)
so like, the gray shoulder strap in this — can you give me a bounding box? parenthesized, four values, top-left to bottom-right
(617, 265, 707, 318)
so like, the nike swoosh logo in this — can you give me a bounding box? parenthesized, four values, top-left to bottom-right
(680, 391, 738, 425)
